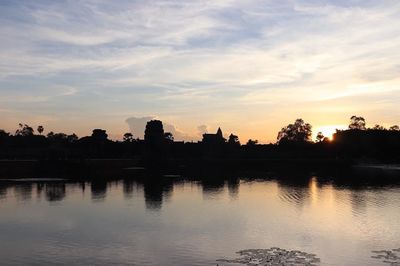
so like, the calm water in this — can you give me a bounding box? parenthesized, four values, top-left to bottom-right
(1, 171, 400, 265)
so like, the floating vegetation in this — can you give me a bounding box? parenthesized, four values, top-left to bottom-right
(371, 249, 400, 265)
(217, 247, 321, 266)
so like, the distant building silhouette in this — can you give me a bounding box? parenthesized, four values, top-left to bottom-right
(144, 120, 164, 146)
(202, 127, 225, 145)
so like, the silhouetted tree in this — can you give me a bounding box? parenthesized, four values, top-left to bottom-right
(67, 134, 78, 143)
(164, 132, 174, 142)
(277, 119, 312, 143)
(37, 125, 44, 135)
(48, 132, 67, 141)
(0, 129, 10, 144)
(371, 124, 385, 130)
(228, 134, 240, 146)
(316, 132, 324, 142)
(144, 120, 164, 146)
(123, 132, 134, 142)
(246, 139, 258, 146)
(389, 125, 399, 131)
(92, 129, 108, 141)
(15, 123, 34, 136)
(0, 129, 9, 138)
(349, 116, 366, 130)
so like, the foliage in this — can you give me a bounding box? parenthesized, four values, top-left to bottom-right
(277, 119, 312, 143)
(123, 132, 134, 142)
(15, 123, 34, 136)
(91, 129, 108, 141)
(316, 132, 324, 142)
(67, 134, 78, 143)
(371, 124, 385, 130)
(37, 125, 44, 135)
(228, 134, 240, 146)
(0, 129, 10, 138)
(349, 116, 366, 130)
(246, 139, 258, 146)
(164, 132, 174, 142)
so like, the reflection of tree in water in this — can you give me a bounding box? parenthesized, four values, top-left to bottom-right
(0, 183, 10, 200)
(14, 183, 33, 201)
(319, 170, 400, 216)
(276, 175, 312, 207)
(227, 178, 240, 199)
(348, 189, 368, 216)
(45, 183, 66, 202)
(91, 181, 107, 201)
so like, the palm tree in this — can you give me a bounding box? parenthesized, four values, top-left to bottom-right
(37, 125, 44, 135)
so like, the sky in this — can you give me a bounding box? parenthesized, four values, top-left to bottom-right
(0, 0, 399, 143)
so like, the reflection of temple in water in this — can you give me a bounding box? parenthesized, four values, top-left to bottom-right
(123, 179, 135, 199)
(143, 179, 173, 210)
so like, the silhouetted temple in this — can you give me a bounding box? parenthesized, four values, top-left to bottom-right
(202, 127, 226, 145)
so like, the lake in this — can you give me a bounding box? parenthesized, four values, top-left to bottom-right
(1, 169, 400, 265)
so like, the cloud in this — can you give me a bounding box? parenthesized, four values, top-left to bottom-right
(125, 116, 153, 139)
(197, 125, 208, 135)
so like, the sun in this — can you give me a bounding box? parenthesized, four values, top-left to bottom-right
(313, 125, 347, 141)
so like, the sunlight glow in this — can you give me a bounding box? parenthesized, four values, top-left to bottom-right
(313, 125, 347, 141)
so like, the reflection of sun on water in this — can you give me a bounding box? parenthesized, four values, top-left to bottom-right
(313, 125, 347, 141)
(309, 176, 318, 205)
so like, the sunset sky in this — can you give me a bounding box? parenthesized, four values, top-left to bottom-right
(1, 0, 399, 143)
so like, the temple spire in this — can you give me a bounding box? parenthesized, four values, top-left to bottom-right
(216, 127, 223, 138)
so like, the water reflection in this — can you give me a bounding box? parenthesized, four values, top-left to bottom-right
(91, 181, 107, 201)
(142, 179, 173, 210)
(227, 178, 240, 199)
(0, 183, 8, 200)
(14, 183, 33, 202)
(0, 169, 400, 265)
(123, 179, 135, 199)
(45, 183, 66, 202)
(37, 183, 45, 199)
(201, 178, 225, 198)
(277, 176, 311, 207)
(349, 190, 368, 216)
(0, 170, 399, 210)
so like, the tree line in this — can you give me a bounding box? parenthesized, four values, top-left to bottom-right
(0, 116, 399, 162)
